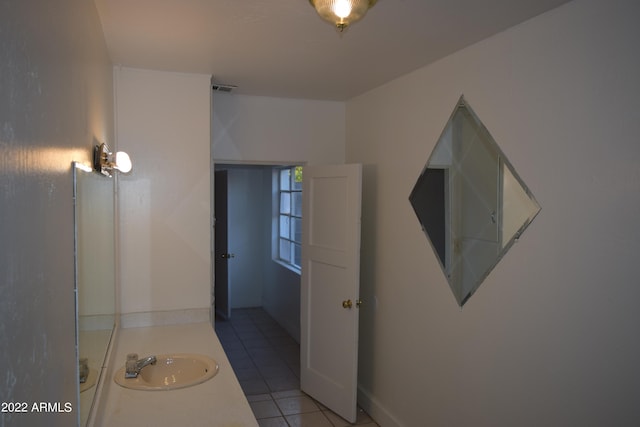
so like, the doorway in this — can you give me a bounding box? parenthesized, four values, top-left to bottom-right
(213, 162, 367, 423)
(213, 163, 301, 342)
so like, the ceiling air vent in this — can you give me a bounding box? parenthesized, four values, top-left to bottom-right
(212, 83, 237, 93)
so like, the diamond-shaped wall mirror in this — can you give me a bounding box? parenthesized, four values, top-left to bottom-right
(409, 96, 540, 306)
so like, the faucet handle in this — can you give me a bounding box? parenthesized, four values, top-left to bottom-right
(125, 353, 139, 378)
(78, 358, 89, 383)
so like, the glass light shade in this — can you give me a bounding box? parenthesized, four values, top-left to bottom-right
(114, 151, 132, 173)
(310, 0, 377, 31)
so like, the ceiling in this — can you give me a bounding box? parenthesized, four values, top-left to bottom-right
(94, 0, 572, 101)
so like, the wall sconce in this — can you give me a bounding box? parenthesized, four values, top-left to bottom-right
(93, 143, 132, 177)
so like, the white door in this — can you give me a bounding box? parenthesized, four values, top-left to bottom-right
(300, 163, 362, 423)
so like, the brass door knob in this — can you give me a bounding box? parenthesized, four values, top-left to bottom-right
(342, 299, 363, 309)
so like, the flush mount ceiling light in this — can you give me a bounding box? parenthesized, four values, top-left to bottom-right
(309, 0, 377, 32)
(93, 143, 132, 177)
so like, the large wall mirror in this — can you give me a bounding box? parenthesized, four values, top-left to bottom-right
(409, 96, 540, 306)
(73, 162, 116, 426)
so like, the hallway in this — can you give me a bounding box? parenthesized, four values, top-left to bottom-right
(215, 308, 379, 427)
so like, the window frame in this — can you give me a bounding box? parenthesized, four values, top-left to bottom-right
(275, 166, 303, 272)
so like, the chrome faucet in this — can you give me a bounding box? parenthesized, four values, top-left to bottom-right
(125, 353, 157, 378)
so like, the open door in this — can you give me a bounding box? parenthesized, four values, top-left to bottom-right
(214, 170, 231, 320)
(301, 163, 362, 423)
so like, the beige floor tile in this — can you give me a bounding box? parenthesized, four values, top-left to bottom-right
(285, 412, 334, 427)
(276, 395, 319, 415)
(250, 400, 281, 419)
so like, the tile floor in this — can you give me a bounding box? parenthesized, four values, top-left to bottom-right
(215, 308, 380, 427)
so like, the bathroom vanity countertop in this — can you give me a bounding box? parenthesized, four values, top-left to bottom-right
(99, 322, 258, 427)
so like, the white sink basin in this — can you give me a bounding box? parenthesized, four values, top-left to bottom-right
(114, 353, 219, 391)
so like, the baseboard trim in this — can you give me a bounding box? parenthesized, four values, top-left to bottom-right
(358, 385, 405, 427)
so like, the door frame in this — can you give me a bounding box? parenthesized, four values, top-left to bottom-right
(211, 160, 306, 323)
(211, 160, 362, 422)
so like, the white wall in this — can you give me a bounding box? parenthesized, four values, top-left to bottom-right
(116, 67, 211, 316)
(346, 0, 640, 426)
(262, 254, 302, 342)
(212, 92, 345, 165)
(0, 1, 113, 425)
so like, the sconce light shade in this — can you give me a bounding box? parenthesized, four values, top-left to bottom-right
(309, 0, 377, 32)
(114, 151, 132, 173)
(93, 143, 132, 177)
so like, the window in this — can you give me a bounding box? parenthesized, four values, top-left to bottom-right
(277, 166, 303, 271)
